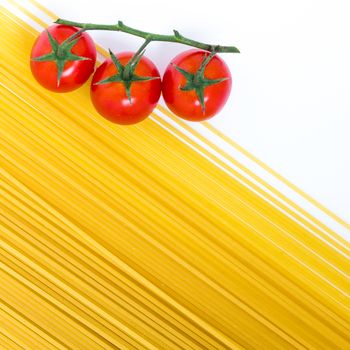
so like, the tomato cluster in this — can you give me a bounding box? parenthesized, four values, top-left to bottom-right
(31, 25, 232, 125)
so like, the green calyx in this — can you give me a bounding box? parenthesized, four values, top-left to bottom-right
(95, 48, 158, 103)
(31, 29, 91, 86)
(173, 51, 228, 113)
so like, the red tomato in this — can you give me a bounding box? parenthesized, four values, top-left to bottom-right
(30, 24, 96, 92)
(162, 49, 232, 121)
(90, 52, 161, 125)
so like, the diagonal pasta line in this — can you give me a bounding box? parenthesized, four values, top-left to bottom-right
(203, 121, 350, 231)
(160, 105, 350, 243)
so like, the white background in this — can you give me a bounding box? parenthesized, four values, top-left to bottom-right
(15, 0, 350, 222)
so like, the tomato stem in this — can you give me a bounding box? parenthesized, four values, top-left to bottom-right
(55, 19, 240, 54)
(197, 50, 217, 77)
(123, 39, 150, 80)
(172, 50, 228, 113)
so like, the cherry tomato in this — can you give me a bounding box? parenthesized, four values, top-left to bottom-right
(30, 24, 96, 92)
(90, 52, 161, 125)
(162, 49, 232, 121)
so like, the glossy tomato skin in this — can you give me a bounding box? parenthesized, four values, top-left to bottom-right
(162, 49, 232, 121)
(90, 52, 161, 125)
(30, 25, 96, 92)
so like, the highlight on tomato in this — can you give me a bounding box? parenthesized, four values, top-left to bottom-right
(90, 50, 161, 125)
(30, 24, 96, 92)
(162, 49, 232, 121)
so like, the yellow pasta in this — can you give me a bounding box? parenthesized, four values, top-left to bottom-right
(0, 4, 349, 349)
(20, 0, 350, 244)
(24, 0, 350, 241)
